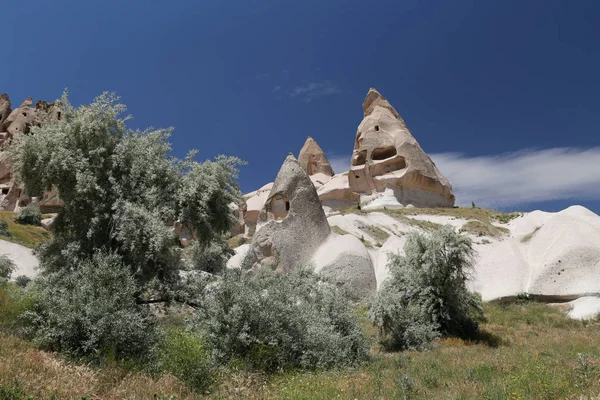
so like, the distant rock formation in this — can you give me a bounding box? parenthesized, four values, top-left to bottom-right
(297, 136, 335, 177)
(0, 93, 63, 212)
(348, 88, 455, 208)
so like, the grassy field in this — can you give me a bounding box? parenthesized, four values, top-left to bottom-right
(1, 298, 600, 399)
(0, 211, 50, 248)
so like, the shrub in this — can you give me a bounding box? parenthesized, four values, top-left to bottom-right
(195, 267, 368, 372)
(14, 275, 31, 288)
(22, 252, 159, 361)
(0, 254, 15, 280)
(157, 327, 213, 393)
(0, 281, 37, 331)
(369, 225, 483, 350)
(0, 220, 10, 236)
(14, 205, 41, 226)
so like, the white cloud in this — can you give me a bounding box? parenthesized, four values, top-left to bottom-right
(430, 147, 600, 208)
(291, 81, 340, 102)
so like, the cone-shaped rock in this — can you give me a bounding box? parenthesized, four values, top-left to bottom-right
(298, 136, 335, 177)
(250, 154, 331, 272)
(349, 88, 455, 207)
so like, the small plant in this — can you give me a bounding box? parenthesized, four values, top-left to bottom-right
(574, 352, 599, 388)
(157, 327, 213, 393)
(0, 254, 15, 281)
(0, 219, 10, 236)
(14, 205, 41, 226)
(516, 292, 532, 302)
(14, 275, 31, 288)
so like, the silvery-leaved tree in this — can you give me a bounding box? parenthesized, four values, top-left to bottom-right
(8, 91, 244, 359)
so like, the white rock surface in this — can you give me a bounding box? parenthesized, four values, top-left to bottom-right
(567, 296, 600, 320)
(0, 240, 39, 279)
(311, 233, 376, 299)
(226, 244, 251, 269)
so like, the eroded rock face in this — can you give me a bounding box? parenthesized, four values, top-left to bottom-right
(349, 88, 455, 208)
(250, 154, 331, 272)
(0, 94, 64, 211)
(298, 136, 335, 177)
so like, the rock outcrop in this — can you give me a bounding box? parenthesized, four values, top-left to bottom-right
(0, 93, 63, 212)
(349, 88, 455, 208)
(250, 154, 331, 272)
(247, 154, 377, 297)
(298, 136, 335, 177)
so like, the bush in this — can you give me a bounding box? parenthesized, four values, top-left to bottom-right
(14, 275, 31, 288)
(22, 252, 159, 361)
(0, 254, 15, 281)
(369, 225, 483, 350)
(0, 281, 37, 331)
(0, 220, 10, 236)
(14, 205, 41, 226)
(157, 327, 213, 393)
(195, 267, 368, 372)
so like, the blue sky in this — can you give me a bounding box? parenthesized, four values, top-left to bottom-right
(2, 0, 599, 213)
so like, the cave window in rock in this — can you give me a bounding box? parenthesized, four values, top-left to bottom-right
(268, 194, 289, 220)
(1, 188, 8, 195)
(353, 149, 367, 166)
(375, 125, 379, 131)
(57, 111, 61, 120)
(371, 146, 397, 161)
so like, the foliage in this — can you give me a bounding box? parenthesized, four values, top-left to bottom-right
(0, 254, 15, 281)
(157, 327, 213, 393)
(369, 225, 483, 350)
(13, 275, 30, 288)
(0, 281, 37, 332)
(8, 91, 243, 294)
(195, 267, 369, 372)
(20, 252, 159, 361)
(14, 205, 41, 226)
(459, 220, 510, 237)
(0, 219, 10, 236)
(6, 91, 243, 360)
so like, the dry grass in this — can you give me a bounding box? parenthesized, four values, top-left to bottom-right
(460, 220, 511, 238)
(227, 234, 248, 249)
(331, 225, 350, 236)
(364, 225, 390, 243)
(0, 211, 51, 248)
(521, 226, 541, 243)
(0, 334, 197, 399)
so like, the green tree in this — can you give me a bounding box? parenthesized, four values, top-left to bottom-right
(8, 91, 243, 359)
(369, 225, 483, 350)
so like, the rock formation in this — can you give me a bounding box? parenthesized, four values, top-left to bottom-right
(250, 154, 331, 271)
(297, 136, 335, 177)
(348, 88, 455, 208)
(0, 93, 63, 212)
(244, 154, 377, 298)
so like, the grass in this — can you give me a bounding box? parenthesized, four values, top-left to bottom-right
(521, 226, 541, 243)
(460, 220, 510, 238)
(227, 234, 248, 249)
(342, 205, 521, 224)
(0, 211, 51, 249)
(207, 302, 600, 400)
(364, 225, 390, 243)
(331, 225, 350, 236)
(3, 279, 600, 399)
